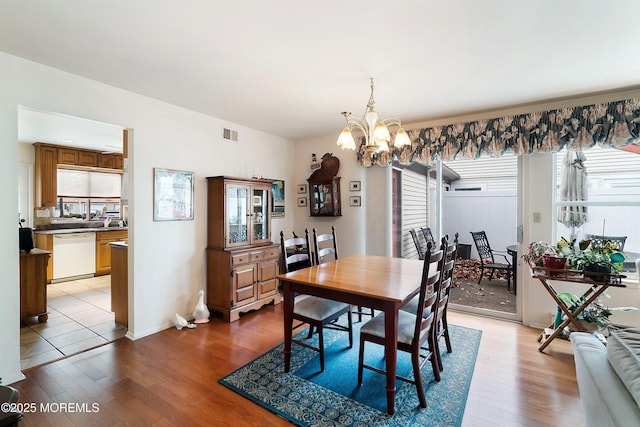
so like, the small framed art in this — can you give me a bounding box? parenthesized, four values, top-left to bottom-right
(297, 197, 307, 207)
(349, 181, 361, 191)
(297, 184, 307, 194)
(350, 196, 361, 207)
(153, 168, 194, 221)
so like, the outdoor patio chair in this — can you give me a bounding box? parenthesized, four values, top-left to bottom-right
(584, 234, 627, 251)
(470, 230, 512, 292)
(313, 227, 374, 322)
(410, 229, 425, 260)
(357, 241, 444, 408)
(421, 227, 436, 247)
(280, 230, 353, 372)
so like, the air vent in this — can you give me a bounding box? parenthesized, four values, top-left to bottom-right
(222, 127, 239, 142)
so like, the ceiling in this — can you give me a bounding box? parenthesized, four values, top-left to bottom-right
(4, 1, 640, 152)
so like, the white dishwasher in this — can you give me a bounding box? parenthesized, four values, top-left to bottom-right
(52, 232, 96, 282)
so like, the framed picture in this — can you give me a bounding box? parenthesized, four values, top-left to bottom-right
(253, 195, 262, 206)
(271, 179, 285, 217)
(349, 181, 361, 191)
(297, 197, 307, 207)
(350, 196, 361, 207)
(297, 184, 307, 194)
(153, 168, 194, 221)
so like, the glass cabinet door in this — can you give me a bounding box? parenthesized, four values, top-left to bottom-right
(226, 184, 249, 246)
(252, 186, 270, 244)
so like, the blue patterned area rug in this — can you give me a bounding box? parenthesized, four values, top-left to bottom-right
(219, 323, 481, 426)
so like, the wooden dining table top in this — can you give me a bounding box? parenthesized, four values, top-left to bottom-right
(276, 254, 426, 302)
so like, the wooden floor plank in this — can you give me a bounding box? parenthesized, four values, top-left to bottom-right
(11, 305, 583, 426)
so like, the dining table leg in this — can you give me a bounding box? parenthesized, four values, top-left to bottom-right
(383, 301, 398, 415)
(283, 281, 293, 373)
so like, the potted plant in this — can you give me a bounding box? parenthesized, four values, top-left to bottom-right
(523, 241, 558, 267)
(567, 238, 625, 280)
(556, 292, 613, 333)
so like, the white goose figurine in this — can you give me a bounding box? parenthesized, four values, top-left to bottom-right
(193, 289, 210, 323)
(174, 313, 196, 330)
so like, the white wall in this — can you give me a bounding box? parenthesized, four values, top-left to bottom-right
(291, 135, 367, 257)
(0, 52, 295, 384)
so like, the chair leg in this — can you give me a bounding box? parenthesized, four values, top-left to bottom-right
(357, 337, 365, 386)
(435, 332, 444, 372)
(477, 266, 484, 284)
(318, 324, 325, 372)
(306, 325, 314, 339)
(347, 310, 353, 348)
(429, 334, 441, 382)
(489, 268, 495, 281)
(442, 315, 452, 353)
(412, 350, 427, 408)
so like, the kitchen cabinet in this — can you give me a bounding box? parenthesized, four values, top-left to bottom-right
(206, 176, 280, 322)
(96, 229, 128, 276)
(34, 233, 53, 283)
(108, 242, 128, 327)
(20, 248, 51, 323)
(58, 148, 79, 165)
(34, 143, 58, 207)
(78, 150, 99, 167)
(99, 154, 117, 169)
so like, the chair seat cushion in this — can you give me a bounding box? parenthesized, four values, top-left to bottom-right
(607, 327, 640, 407)
(360, 311, 417, 345)
(294, 296, 349, 321)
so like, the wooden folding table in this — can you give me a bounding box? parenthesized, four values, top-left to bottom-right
(530, 266, 626, 352)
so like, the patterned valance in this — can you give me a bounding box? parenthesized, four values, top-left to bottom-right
(357, 97, 640, 167)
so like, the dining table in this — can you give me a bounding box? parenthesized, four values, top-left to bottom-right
(277, 254, 426, 415)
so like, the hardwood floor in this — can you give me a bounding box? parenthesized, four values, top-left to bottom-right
(12, 305, 583, 426)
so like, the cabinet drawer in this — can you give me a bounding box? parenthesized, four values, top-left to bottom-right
(231, 252, 250, 265)
(250, 251, 264, 261)
(264, 247, 279, 259)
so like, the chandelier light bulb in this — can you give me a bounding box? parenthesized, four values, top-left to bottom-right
(394, 128, 411, 148)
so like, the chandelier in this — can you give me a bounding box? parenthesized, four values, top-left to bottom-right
(336, 78, 411, 152)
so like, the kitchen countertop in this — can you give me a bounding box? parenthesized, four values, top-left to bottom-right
(34, 227, 128, 234)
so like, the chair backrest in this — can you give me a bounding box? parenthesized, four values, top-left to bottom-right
(414, 241, 444, 348)
(280, 229, 312, 273)
(470, 231, 495, 263)
(409, 229, 425, 260)
(436, 236, 456, 322)
(313, 226, 338, 265)
(421, 227, 436, 246)
(585, 234, 627, 252)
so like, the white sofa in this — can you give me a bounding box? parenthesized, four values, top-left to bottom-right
(570, 329, 640, 427)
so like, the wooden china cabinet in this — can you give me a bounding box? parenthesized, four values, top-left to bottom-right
(206, 176, 281, 322)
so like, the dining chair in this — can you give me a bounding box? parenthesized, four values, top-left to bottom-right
(280, 230, 353, 372)
(433, 233, 458, 372)
(313, 226, 375, 322)
(470, 230, 512, 292)
(409, 228, 425, 260)
(357, 241, 444, 408)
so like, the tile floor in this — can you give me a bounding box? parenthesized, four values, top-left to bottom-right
(20, 275, 127, 370)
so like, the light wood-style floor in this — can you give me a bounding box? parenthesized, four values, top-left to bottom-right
(12, 305, 584, 426)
